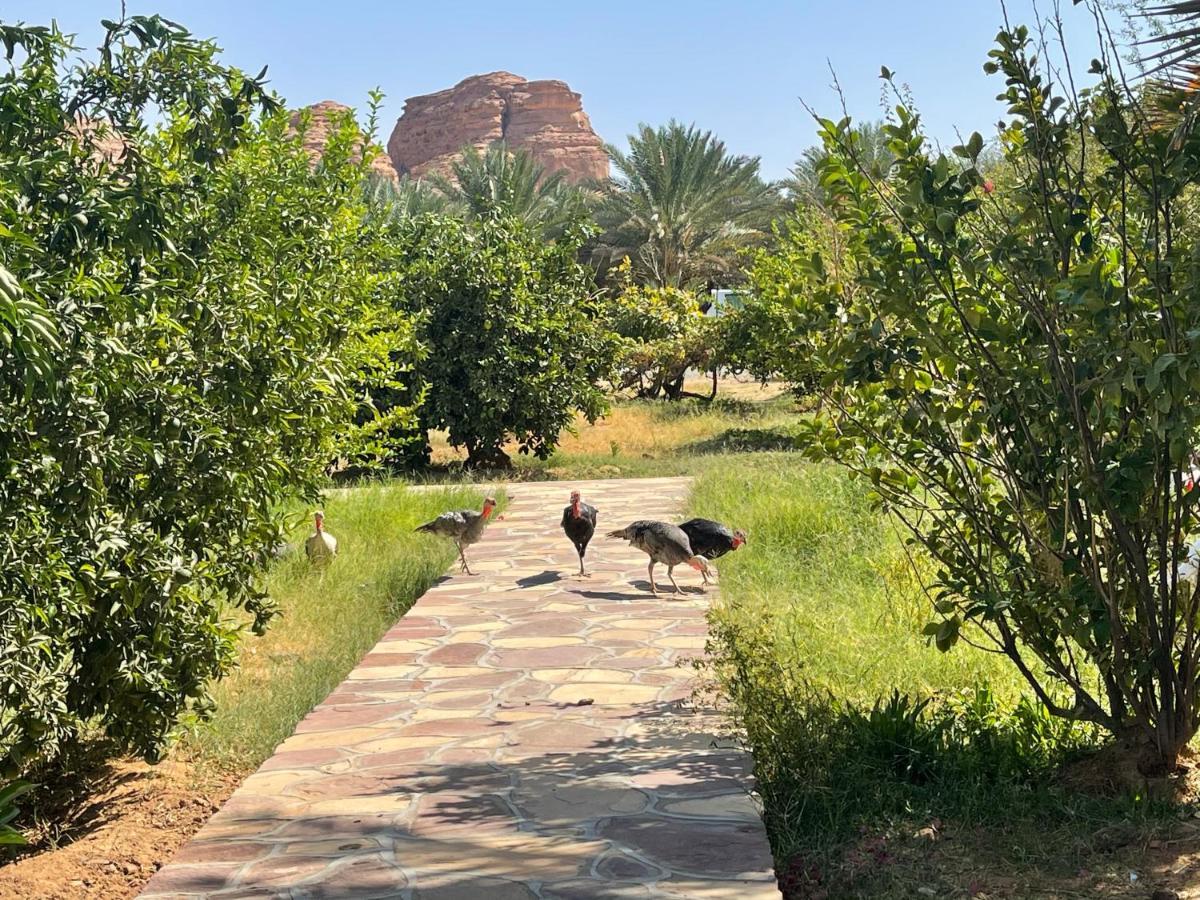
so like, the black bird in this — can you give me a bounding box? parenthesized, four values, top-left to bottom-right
(679, 518, 746, 584)
(607, 520, 711, 596)
(561, 490, 598, 577)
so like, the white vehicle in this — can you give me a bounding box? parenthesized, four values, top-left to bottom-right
(705, 289, 746, 317)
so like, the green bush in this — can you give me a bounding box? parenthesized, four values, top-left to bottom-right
(0, 19, 387, 768)
(0, 781, 33, 846)
(773, 24, 1200, 771)
(377, 213, 615, 468)
(606, 271, 720, 399)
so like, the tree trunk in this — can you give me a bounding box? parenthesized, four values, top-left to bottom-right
(465, 441, 512, 470)
(709, 367, 719, 401)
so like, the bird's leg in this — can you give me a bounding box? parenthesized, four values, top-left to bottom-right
(647, 560, 659, 596)
(457, 541, 474, 575)
(578, 549, 588, 578)
(667, 565, 681, 595)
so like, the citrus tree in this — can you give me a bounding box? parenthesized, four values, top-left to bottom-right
(378, 213, 615, 467)
(604, 269, 721, 400)
(779, 25, 1200, 773)
(0, 18, 387, 767)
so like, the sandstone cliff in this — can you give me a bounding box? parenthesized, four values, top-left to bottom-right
(387, 72, 608, 183)
(289, 100, 399, 182)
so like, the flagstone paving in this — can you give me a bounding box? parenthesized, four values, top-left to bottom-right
(140, 477, 779, 899)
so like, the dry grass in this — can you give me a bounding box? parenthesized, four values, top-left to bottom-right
(428, 375, 797, 478)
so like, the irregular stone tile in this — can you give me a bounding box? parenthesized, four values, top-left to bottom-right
(598, 816, 775, 879)
(513, 721, 615, 749)
(171, 840, 271, 864)
(542, 880, 654, 900)
(412, 876, 538, 900)
(305, 795, 416, 817)
(257, 749, 347, 772)
(490, 646, 603, 668)
(273, 814, 399, 839)
(139, 864, 244, 895)
(237, 854, 331, 887)
(143, 477, 777, 900)
(424, 642, 488, 665)
(658, 793, 763, 821)
(594, 851, 666, 881)
(511, 776, 648, 824)
(279, 838, 384, 856)
(277, 726, 386, 752)
(303, 853, 407, 898)
(547, 683, 661, 705)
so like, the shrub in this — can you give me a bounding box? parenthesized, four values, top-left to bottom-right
(779, 24, 1200, 771)
(0, 781, 33, 846)
(606, 273, 721, 399)
(0, 19, 384, 767)
(377, 213, 615, 467)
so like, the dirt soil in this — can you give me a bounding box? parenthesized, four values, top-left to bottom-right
(0, 758, 238, 900)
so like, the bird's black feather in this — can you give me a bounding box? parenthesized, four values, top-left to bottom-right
(679, 518, 738, 559)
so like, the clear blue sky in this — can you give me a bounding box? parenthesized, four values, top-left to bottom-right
(6, 1, 1112, 180)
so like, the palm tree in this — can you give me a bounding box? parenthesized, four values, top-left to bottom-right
(786, 120, 894, 207)
(434, 143, 595, 237)
(593, 121, 781, 289)
(1129, 1, 1200, 77)
(364, 172, 458, 223)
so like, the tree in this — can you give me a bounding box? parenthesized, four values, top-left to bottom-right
(434, 143, 595, 238)
(774, 25, 1200, 774)
(0, 18, 389, 767)
(785, 120, 895, 207)
(365, 172, 459, 221)
(604, 264, 720, 400)
(380, 214, 615, 468)
(593, 121, 781, 289)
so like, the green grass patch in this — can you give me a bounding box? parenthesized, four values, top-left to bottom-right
(180, 482, 490, 773)
(690, 460, 1181, 897)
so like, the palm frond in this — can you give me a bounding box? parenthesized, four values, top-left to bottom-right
(1124, 1, 1200, 79)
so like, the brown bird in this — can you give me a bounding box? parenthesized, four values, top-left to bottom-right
(607, 520, 711, 596)
(561, 490, 598, 577)
(305, 510, 338, 564)
(415, 496, 497, 575)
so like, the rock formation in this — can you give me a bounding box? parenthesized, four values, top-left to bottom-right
(387, 72, 608, 183)
(289, 100, 399, 182)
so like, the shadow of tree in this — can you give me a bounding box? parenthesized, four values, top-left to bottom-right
(145, 700, 777, 898)
(683, 428, 799, 455)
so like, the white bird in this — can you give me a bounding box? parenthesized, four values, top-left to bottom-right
(305, 510, 337, 564)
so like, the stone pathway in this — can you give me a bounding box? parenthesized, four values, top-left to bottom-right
(140, 477, 779, 899)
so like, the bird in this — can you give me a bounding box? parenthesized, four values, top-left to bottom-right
(304, 510, 337, 564)
(415, 496, 497, 575)
(679, 518, 747, 559)
(561, 490, 598, 577)
(607, 520, 711, 596)
(678, 518, 747, 583)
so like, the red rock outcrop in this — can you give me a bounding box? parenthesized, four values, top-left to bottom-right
(289, 100, 399, 182)
(387, 72, 608, 183)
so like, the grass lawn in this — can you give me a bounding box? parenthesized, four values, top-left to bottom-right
(423, 376, 803, 481)
(689, 459, 1197, 898)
